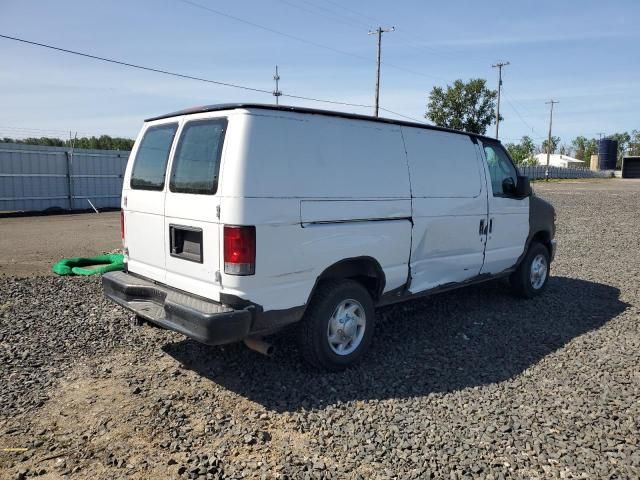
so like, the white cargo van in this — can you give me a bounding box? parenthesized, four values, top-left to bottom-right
(103, 104, 556, 371)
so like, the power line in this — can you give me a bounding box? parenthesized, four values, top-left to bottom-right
(295, 0, 456, 67)
(315, 0, 461, 62)
(0, 125, 120, 138)
(502, 96, 535, 131)
(0, 125, 85, 135)
(175, 0, 445, 81)
(1, 33, 434, 125)
(502, 92, 547, 129)
(299, 0, 372, 28)
(317, 0, 462, 61)
(500, 89, 546, 140)
(176, 0, 376, 64)
(502, 97, 545, 139)
(321, 0, 380, 25)
(275, 0, 371, 30)
(281, 93, 370, 108)
(0, 34, 272, 94)
(378, 107, 427, 124)
(0, 33, 374, 110)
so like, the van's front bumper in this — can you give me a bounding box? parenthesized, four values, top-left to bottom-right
(102, 271, 252, 346)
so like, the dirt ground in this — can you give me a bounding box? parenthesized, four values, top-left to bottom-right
(0, 212, 121, 277)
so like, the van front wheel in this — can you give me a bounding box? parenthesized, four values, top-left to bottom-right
(510, 241, 550, 298)
(298, 280, 375, 372)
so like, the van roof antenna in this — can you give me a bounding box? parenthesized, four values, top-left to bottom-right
(273, 65, 282, 105)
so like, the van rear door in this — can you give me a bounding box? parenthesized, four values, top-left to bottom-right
(163, 116, 228, 300)
(125, 122, 179, 283)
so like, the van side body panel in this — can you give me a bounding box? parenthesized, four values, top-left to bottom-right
(402, 128, 489, 293)
(218, 111, 412, 312)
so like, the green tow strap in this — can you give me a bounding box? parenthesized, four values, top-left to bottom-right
(52, 254, 125, 276)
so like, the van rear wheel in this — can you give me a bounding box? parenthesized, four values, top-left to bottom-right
(298, 280, 375, 372)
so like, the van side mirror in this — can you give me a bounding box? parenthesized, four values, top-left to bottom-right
(502, 177, 516, 195)
(502, 176, 531, 198)
(514, 175, 531, 198)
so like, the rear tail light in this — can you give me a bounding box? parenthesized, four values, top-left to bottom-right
(120, 209, 125, 242)
(224, 225, 256, 275)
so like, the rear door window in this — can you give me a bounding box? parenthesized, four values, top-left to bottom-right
(130, 123, 178, 190)
(169, 118, 228, 195)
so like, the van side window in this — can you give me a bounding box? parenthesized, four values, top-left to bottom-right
(130, 124, 178, 190)
(483, 142, 518, 197)
(170, 118, 227, 195)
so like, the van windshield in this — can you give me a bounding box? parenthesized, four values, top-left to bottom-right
(130, 123, 178, 190)
(170, 118, 228, 195)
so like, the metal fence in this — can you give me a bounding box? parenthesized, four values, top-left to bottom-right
(0, 143, 129, 213)
(519, 165, 612, 180)
(0, 143, 615, 213)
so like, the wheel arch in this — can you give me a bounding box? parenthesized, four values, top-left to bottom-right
(307, 256, 386, 306)
(530, 229, 553, 257)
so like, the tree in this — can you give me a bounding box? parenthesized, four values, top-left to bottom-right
(608, 132, 631, 167)
(572, 136, 598, 163)
(583, 138, 598, 165)
(506, 136, 537, 166)
(572, 136, 589, 161)
(628, 130, 640, 156)
(540, 136, 561, 155)
(0, 135, 134, 150)
(426, 78, 498, 135)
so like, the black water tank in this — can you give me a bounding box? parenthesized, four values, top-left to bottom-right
(598, 138, 618, 170)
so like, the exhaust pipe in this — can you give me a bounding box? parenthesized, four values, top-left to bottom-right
(244, 337, 275, 356)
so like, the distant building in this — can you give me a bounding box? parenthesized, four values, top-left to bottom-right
(533, 154, 585, 168)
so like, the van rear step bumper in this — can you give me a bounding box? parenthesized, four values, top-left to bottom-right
(102, 271, 252, 346)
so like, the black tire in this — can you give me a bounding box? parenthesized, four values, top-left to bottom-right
(298, 279, 375, 372)
(510, 241, 551, 298)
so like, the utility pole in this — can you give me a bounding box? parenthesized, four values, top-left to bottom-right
(545, 100, 559, 181)
(67, 131, 77, 210)
(272, 65, 282, 105)
(597, 132, 605, 140)
(368, 26, 395, 117)
(492, 61, 510, 139)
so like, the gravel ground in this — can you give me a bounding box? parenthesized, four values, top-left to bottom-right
(1, 179, 639, 479)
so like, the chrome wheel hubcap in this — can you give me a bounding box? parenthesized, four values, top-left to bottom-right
(327, 299, 366, 356)
(530, 254, 548, 290)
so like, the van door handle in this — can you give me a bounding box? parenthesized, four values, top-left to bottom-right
(489, 218, 493, 233)
(479, 219, 485, 236)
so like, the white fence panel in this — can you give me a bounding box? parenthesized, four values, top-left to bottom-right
(519, 165, 610, 180)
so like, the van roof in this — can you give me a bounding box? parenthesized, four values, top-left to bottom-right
(145, 103, 497, 143)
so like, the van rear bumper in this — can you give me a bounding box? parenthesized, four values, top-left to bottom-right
(102, 271, 252, 346)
